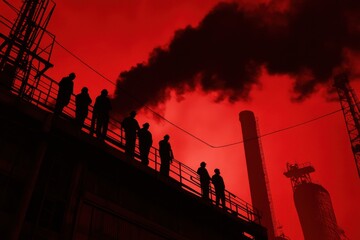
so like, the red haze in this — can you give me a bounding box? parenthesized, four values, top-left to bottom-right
(2, 0, 359, 239)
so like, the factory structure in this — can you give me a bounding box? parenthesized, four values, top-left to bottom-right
(284, 163, 342, 240)
(237, 71, 360, 240)
(334, 73, 360, 177)
(0, 1, 357, 240)
(239, 110, 348, 240)
(238, 84, 358, 240)
(239, 111, 277, 240)
(0, 1, 267, 239)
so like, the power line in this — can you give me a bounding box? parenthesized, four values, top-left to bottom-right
(53, 40, 343, 149)
(213, 108, 343, 148)
(55, 40, 115, 86)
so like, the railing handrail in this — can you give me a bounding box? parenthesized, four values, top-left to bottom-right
(1, 72, 261, 224)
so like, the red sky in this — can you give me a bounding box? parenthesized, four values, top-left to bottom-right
(2, 0, 360, 239)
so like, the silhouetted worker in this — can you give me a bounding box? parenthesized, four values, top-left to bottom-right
(159, 134, 174, 176)
(197, 162, 211, 200)
(138, 122, 153, 165)
(54, 72, 76, 114)
(212, 168, 226, 209)
(75, 87, 92, 129)
(121, 111, 140, 159)
(91, 89, 112, 140)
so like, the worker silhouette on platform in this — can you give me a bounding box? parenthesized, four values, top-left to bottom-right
(159, 134, 174, 176)
(212, 168, 226, 209)
(197, 161, 211, 200)
(138, 122, 153, 165)
(91, 89, 112, 140)
(54, 72, 75, 114)
(75, 87, 92, 129)
(121, 111, 140, 160)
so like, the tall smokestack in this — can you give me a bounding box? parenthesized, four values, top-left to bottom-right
(239, 110, 276, 240)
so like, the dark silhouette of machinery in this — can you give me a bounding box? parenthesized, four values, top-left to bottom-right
(334, 72, 360, 177)
(284, 163, 341, 240)
(0, 0, 55, 96)
(0, 1, 268, 239)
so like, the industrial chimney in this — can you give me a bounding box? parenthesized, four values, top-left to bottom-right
(239, 110, 276, 240)
(284, 163, 341, 240)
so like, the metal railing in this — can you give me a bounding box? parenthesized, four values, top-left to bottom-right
(1, 73, 261, 224)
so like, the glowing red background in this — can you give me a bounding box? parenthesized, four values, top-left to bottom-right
(2, 0, 359, 239)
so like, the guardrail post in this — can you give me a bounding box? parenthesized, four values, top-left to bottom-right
(155, 149, 158, 171)
(228, 192, 232, 210)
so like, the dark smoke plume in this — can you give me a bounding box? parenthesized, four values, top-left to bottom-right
(112, 0, 360, 116)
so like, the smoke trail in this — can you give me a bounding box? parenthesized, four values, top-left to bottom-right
(112, 0, 360, 116)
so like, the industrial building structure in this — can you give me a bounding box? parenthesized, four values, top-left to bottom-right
(1, 1, 356, 240)
(284, 163, 341, 240)
(0, 91, 267, 239)
(239, 111, 290, 240)
(334, 72, 360, 177)
(0, 1, 267, 239)
(239, 72, 360, 239)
